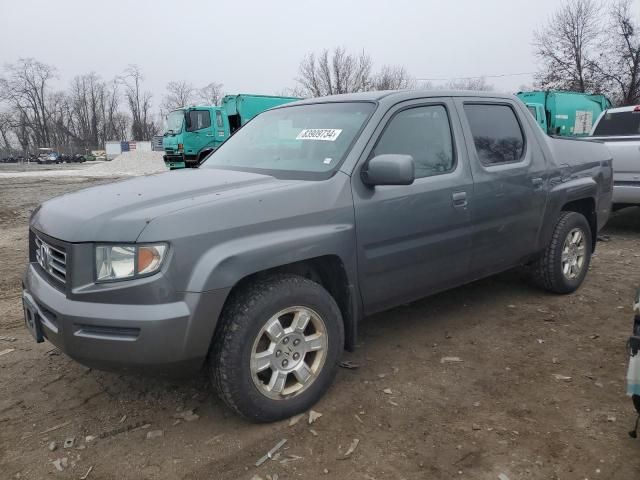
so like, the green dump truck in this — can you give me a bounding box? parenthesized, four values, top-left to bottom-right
(163, 94, 300, 169)
(516, 90, 611, 137)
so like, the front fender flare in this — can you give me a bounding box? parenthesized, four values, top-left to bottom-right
(185, 224, 357, 293)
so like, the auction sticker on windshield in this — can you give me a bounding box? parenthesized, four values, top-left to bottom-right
(296, 129, 342, 141)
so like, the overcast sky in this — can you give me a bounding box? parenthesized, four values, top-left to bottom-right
(0, 0, 628, 105)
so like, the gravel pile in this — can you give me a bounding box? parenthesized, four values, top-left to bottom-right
(0, 151, 168, 178)
(85, 151, 168, 176)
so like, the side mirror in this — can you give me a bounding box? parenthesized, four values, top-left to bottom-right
(362, 154, 415, 186)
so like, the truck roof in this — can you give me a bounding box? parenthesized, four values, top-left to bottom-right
(279, 90, 519, 107)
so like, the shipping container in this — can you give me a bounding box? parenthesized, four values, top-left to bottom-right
(105, 141, 122, 160)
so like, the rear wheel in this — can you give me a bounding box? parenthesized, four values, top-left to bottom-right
(532, 211, 592, 294)
(210, 274, 344, 422)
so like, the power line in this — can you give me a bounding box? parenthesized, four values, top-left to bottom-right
(415, 71, 536, 82)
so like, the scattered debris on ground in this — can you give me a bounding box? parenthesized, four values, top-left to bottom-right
(52, 457, 68, 472)
(173, 409, 199, 422)
(146, 430, 164, 440)
(308, 410, 322, 424)
(80, 465, 94, 479)
(339, 361, 360, 369)
(341, 439, 360, 459)
(288, 413, 304, 426)
(440, 356, 463, 363)
(255, 439, 287, 467)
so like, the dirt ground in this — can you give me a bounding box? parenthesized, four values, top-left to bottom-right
(1, 174, 639, 480)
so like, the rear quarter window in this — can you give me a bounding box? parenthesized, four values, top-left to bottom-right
(463, 103, 525, 166)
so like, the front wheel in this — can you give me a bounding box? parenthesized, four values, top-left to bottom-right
(532, 211, 592, 294)
(210, 274, 344, 422)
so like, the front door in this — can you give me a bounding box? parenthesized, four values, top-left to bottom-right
(454, 99, 548, 278)
(185, 109, 213, 158)
(352, 99, 474, 315)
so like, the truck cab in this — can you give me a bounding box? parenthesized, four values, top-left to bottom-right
(163, 106, 224, 169)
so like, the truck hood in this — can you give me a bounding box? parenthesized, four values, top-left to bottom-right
(31, 169, 293, 242)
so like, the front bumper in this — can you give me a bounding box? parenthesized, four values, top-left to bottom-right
(22, 263, 230, 374)
(163, 153, 186, 170)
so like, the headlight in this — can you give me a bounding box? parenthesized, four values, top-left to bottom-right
(95, 244, 168, 282)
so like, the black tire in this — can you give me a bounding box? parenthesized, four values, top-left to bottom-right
(210, 274, 344, 422)
(532, 211, 592, 294)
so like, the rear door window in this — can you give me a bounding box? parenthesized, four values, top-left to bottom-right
(463, 104, 525, 165)
(593, 111, 640, 136)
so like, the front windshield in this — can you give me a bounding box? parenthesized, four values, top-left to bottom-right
(201, 102, 375, 174)
(166, 110, 184, 134)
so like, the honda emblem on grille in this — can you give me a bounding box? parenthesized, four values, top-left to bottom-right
(39, 243, 50, 272)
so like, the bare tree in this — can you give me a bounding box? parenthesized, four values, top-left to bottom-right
(371, 65, 415, 91)
(162, 81, 195, 112)
(102, 79, 124, 141)
(594, 0, 640, 105)
(121, 65, 157, 140)
(533, 0, 602, 92)
(0, 58, 57, 151)
(0, 111, 15, 154)
(296, 47, 373, 97)
(197, 82, 224, 105)
(68, 72, 105, 149)
(445, 77, 494, 91)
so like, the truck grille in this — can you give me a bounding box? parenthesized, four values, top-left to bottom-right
(34, 235, 67, 284)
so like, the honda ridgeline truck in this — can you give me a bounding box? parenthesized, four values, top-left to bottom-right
(163, 94, 299, 169)
(24, 91, 612, 422)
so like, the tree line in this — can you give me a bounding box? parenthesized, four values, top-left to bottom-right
(2, 0, 639, 156)
(534, 0, 640, 105)
(0, 61, 159, 156)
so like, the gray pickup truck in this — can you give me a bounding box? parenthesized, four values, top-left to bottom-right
(23, 91, 613, 422)
(590, 105, 640, 208)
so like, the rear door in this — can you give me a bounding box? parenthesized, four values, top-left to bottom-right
(352, 98, 474, 314)
(454, 99, 548, 277)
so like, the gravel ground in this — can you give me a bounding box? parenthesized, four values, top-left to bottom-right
(1, 175, 640, 480)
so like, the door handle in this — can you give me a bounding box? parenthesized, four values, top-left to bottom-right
(531, 177, 543, 188)
(452, 191, 468, 208)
